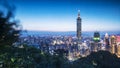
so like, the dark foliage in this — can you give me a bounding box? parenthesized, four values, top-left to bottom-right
(0, 2, 21, 46)
(72, 51, 120, 68)
(1, 45, 120, 68)
(0, 45, 69, 68)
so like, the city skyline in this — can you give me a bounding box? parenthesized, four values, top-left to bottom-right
(2, 0, 120, 31)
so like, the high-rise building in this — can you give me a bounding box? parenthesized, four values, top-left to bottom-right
(110, 35, 116, 54)
(116, 36, 120, 57)
(76, 10, 82, 54)
(93, 31, 100, 42)
(77, 10, 82, 42)
(104, 33, 110, 51)
(91, 31, 101, 52)
(117, 43, 120, 58)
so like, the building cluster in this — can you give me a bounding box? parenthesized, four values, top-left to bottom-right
(106, 34, 120, 57)
(16, 32, 120, 60)
(75, 10, 120, 58)
(18, 35, 78, 56)
(89, 32, 120, 58)
(16, 11, 120, 61)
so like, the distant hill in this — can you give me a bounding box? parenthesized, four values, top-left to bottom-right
(21, 30, 120, 37)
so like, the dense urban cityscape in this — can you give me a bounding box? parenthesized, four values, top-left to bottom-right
(18, 32, 120, 58)
(14, 11, 120, 61)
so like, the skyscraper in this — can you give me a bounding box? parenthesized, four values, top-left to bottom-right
(77, 10, 82, 42)
(104, 33, 110, 51)
(93, 31, 100, 42)
(91, 31, 101, 52)
(116, 36, 120, 57)
(76, 10, 82, 55)
(110, 35, 116, 54)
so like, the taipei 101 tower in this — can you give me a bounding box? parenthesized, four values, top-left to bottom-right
(77, 10, 82, 43)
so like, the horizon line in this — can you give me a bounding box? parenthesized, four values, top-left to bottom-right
(22, 30, 120, 32)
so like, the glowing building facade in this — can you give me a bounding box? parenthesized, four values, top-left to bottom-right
(110, 35, 116, 54)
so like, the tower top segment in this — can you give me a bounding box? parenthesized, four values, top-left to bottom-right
(78, 10, 80, 17)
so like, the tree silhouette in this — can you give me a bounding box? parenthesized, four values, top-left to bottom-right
(0, 2, 21, 46)
(72, 51, 120, 68)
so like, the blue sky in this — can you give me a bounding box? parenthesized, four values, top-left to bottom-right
(4, 0, 120, 31)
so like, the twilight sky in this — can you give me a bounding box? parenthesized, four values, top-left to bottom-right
(2, 0, 120, 31)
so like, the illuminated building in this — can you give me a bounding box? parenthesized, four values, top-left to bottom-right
(104, 33, 110, 51)
(93, 31, 100, 42)
(91, 32, 101, 52)
(110, 35, 116, 54)
(116, 36, 120, 58)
